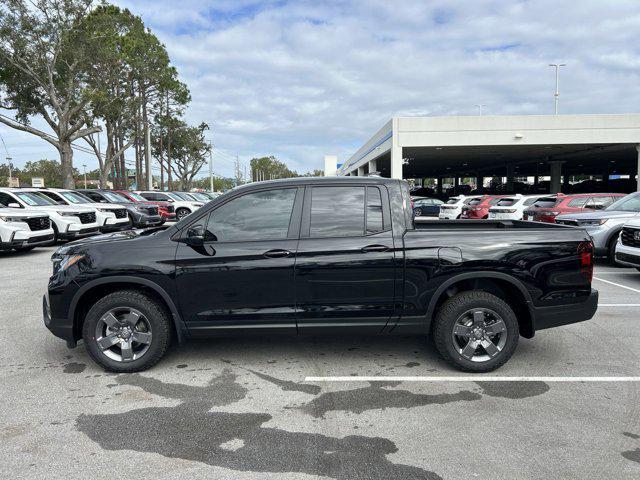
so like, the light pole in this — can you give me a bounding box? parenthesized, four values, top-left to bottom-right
(549, 63, 566, 115)
(208, 141, 214, 193)
(473, 104, 486, 116)
(82, 164, 87, 189)
(6, 155, 12, 180)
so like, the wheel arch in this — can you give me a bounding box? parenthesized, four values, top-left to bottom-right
(69, 276, 187, 344)
(427, 272, 535, 338)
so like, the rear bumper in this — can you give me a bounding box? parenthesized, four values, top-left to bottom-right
(533, 289, 599, 331)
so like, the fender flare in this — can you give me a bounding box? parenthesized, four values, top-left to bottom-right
(425, 271, 536, 333)
(68, 276, 188, 343)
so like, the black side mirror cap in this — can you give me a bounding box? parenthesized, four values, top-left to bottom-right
(184, 225, 205, 246)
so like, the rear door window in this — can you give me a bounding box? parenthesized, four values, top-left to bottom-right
(366, 187, 383, 234)
(496, 198, 517, 207)
(585, 196, 611, 210)
(310, 186, 365, 238)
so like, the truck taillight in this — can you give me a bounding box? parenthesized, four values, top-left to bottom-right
(578, 241, 594, 283)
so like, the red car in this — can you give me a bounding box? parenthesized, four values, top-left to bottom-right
(114, 190, 177, 221)
(460, 195, 507, 219)
(523, 193, 626, 223)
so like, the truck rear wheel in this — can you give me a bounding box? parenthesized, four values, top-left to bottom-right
(82, 290, 172, 373)
(433, 290, 519, 372)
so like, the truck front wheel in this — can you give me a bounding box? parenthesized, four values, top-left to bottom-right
(82, 290, 172, 373)
(433, 290, 519, 372)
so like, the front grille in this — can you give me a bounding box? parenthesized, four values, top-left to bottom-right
(146, 206, 159, 216)
(113, 209, 128, 219)
(556, 219, 578, 226)
(78, 212, 96, 224)
(26, 216, 50, 231)
(621, 227, 640, 248)
(166, 205, 175, 213)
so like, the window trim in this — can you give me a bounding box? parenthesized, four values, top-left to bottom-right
(301, 184, 391, 240)
(179, 186, 303, 244)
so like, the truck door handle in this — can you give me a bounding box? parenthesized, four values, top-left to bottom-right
(263, 249, 292, 258)
(361, 244, 390, 253)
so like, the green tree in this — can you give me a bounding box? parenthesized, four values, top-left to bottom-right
(17, 159, 80, 188)
(168, 122, 210, 190)
(0, 0, 101, 188)
(250, 156, 298, 181)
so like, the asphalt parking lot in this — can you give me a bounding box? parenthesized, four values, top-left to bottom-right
(1, 246, 639, 480)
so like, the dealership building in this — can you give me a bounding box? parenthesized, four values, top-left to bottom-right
(329, 114, 640, 194)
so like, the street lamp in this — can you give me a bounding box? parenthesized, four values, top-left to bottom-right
(473, 104, 486, 116)
(548, 63, 566, 115)
(82, 164, 87, 189)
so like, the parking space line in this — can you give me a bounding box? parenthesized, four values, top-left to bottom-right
(593, 276, 640, 293)
(304, 376, 640, 382)
(599, 304, 640, 307)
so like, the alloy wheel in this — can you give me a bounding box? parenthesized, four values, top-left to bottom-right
(94, 307, 152, 362)
(451, 308, 507, 363)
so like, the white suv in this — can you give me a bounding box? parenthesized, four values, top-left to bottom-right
(439, 195, 481, 220)
(0, 188, 100, 241)
(33, 189, 130, 233)
(615, 218, 640, 271)
(0, 206, 54, 252)
(488, 194, 548, 221)
(136, 191, 203, 221)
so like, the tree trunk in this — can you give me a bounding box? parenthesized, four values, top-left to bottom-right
(59, 141, 75, 189)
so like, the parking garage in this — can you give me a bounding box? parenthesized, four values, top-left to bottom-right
(334, 114, 640, 195)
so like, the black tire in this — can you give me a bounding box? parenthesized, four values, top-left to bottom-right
(51, 222, 59, 243)
(176, 208, 190, 220)
(433, 290, 519, 372)
(414, 208, 422, 217)
(82, 290, 172, 373)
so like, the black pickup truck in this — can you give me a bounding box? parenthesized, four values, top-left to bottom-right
(44, 177, 598, 373)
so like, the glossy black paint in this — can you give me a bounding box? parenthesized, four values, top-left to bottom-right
(44, 177, 598, 347)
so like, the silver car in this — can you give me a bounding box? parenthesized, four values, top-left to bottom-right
(555, 192, 640, 264)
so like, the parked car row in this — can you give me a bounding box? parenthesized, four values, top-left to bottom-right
(415, 190, 640, 266)
(0, 187, 218, 252)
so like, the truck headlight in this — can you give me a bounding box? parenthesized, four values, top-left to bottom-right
(52, 254, 85, 274)
(0, 215, 21, 222)
(579, 219, 608, 226)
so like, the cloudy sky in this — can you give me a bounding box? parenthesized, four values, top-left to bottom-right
(2, 0, 640, 179)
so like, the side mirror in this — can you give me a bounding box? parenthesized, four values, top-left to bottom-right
(8, 203, 20, 208)
(185, 224, 205, 246)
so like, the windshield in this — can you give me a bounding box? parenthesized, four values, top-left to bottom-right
(127, 192, 147, 202)
(172, 192, 194, 201)
(446, 197, 461, 205)
(605, 193, 640, 212)
(60, 191, 92, 204)
(103, 192, 132, 203)
(190, 192, 210, 201)
(167, 193, 186, 202)
(15, 192, 56, 206)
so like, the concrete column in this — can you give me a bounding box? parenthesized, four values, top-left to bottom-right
(549, 161, 564, 194)
(358, 165, 366, 177)
(368, 158, 377, 175)
(506, 165, 515, 193)
(390, 118, 403, 179)
(636, 145, 640, 191)
(563, 172, 571, 191)
(454, 176, 459, 194)
(476, 175, 484, 191)
(436, 177, 443, 196)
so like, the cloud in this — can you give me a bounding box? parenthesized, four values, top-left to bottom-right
(2, 0, 640, 179)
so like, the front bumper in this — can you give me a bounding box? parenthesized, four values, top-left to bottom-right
(58, 227, 100, 240)
(615, 242, 640, 268)
(1, 233, 55, 250)
(43, 293, 75, 347)
(533, 289, 599, 331)
(100, 220, 131, 233)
